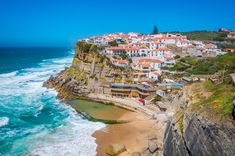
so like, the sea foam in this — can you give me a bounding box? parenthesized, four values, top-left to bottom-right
(0, 117, 9, 127)
(0, 50, 105, 156)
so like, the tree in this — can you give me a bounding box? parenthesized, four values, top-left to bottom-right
(109, 40, 118, 46)
(120, 51, 128, 59)
(151, 25, 159, 34)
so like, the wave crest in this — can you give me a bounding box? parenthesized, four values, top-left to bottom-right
(0, 117, 9, 127)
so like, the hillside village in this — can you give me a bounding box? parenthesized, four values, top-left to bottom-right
(85, 31, 227, 73)
(78, 31, 233, 105)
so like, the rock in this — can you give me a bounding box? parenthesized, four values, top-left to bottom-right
(148, 139, 158, 153)
(131, 152, 141, 156)
(163, 114, 235, 156)
(105, 144, 126, 156)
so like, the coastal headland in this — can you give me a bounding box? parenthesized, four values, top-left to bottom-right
(44, 31, 235, 156)
(43, 41, 171, 155)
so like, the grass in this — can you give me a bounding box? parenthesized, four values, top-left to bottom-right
(176, 81, 234, 134)
(167, 52, 235, 75)
(65, 67, 88, 82)
(176, 110, 185, 134)
(181, 31, 227, 41)
(190, 81, 235, 116)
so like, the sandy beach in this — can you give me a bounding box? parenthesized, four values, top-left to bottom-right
(92, 107, 165, 156)
(70, 95, 170, 156)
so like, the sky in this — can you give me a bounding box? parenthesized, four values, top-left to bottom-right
(0, 0, 234, 47)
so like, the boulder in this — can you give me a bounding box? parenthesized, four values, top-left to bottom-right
(148, 139, 158, 153)
(106, 144, 126, 156)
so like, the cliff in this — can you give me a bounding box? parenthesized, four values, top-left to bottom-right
(44, 41, 132, 99)
(163, 81, 235, 156)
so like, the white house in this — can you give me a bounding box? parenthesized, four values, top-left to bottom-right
(112, 59, 129, 67)
(149, 41, 166, 50)
(163, 56, 176, 67)
(202, 43, 224, 56)
(149, 48, 170, 57)
(106, 47, 126, 55)
(156, 90, 166, 97)
(227, 31, 235, 39)
(193, 41, 205, 48)
(138, 58, 163, 71)
(131, 62, 151, 72)
(138, 46, 149, 57)
(126, 47, 140, 57)
(148, 71, 161, 81)
(176, 40, 192, 47)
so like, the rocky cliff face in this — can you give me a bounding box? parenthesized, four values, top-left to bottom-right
(164, 111, 235, 156)
(44, 42, 132, 99)
(163, 81, 235, 156)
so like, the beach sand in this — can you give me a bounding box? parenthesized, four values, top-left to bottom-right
(70, 98, 166, 156)
(93, 111, 164, 156)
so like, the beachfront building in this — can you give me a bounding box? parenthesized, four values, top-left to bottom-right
(110, 83, 153, 98)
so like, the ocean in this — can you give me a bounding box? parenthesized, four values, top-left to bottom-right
(0, 48, 104, 156)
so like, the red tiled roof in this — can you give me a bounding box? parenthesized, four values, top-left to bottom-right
(131, 62, 151, 67)
(229, 31, 235, 35)
(139, 58, 163, 63)
(164, 56, 174, 60)
(151, 72, 161, 76)
(153, 48, 169, 51)
(113, 59, 129, 64)
(107, 47, 125, 50)
(125, 47, 140, 50)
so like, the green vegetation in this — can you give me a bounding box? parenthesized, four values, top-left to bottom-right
(109, 40, 118, 46)
(176, 110, 185, 134)
(152, 95, 162, 103)
(65, 67, 88, 83)
(191, 81, 235, 117)
(77, 41, 97, 54)
(181, 31, 227, 41)
(174, 55, 181, 59)
(120, 51, 129, 59)
(219, 44, 235, 49)
(177, 81, 235, 134)
(167, 53, 235, 75)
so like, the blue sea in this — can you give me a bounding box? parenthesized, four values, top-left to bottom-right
(0, 48, 104, 156)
